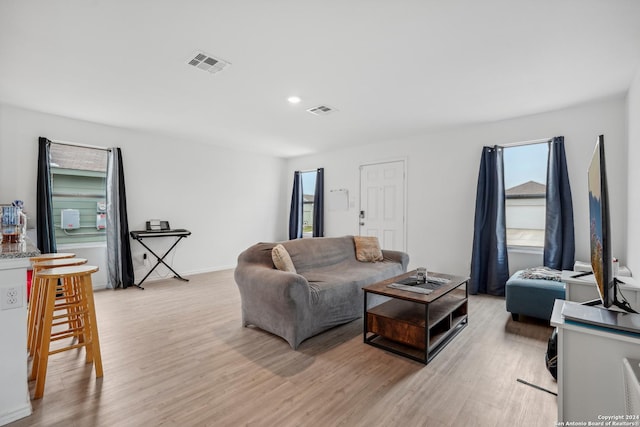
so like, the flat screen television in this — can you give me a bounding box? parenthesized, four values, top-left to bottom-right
(587, 135, 635, 312)
(588, 135, 613, 307)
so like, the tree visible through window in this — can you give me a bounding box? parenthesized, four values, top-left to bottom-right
(301, 171, 316, 237)
(49, 143, 108, 245)
(504, 143, 549, 248)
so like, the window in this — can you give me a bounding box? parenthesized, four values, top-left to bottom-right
(503, 143, 549, 248)
(301, 171, 317, 237)
(49, 143, 108, 246)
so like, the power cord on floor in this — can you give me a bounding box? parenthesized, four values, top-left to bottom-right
(516, 378, 558, 396)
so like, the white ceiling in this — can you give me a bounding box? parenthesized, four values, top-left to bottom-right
(1, 1, 639, 158)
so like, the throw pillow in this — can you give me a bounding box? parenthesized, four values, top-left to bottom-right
(272, 244, 296, 273)
(354, 236, 383, 262)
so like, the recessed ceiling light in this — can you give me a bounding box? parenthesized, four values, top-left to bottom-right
(288, 96, 301, 104)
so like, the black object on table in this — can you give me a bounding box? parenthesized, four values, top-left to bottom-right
(129, 229, 191, 289)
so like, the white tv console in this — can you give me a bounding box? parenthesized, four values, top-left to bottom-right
(551, 300, 640, 423)
(562, 270, 640, 312)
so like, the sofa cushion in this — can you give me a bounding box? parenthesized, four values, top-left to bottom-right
(303, 260, 403, 289)
(272, 244, 296, 273)
(353, 236, 383, 262)
(282, 236, 355, 273)
(301, 259, 405, 304)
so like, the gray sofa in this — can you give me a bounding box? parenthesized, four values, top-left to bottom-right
(234, 236, 409, 349)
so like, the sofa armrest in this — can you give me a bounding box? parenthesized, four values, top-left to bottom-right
(234, 263, 311, 306)
(382, 249, 410, 270)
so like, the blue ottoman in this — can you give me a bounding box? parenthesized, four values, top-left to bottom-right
(505, 270, 565, 321)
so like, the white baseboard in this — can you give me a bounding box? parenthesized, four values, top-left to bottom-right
(91, 265, 237, 290)
(181, 265, 236, 276)
(0, 402, 32, 426)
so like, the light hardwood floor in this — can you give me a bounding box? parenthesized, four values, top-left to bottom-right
(11, 270, 558, 427)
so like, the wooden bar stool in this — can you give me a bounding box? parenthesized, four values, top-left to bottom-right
(28, 258, 88, 356)
(27, 253, 76, 343)
(31, 265, 103, 399)
(29, 261, 88, 369)
(29, 253, 76, 264)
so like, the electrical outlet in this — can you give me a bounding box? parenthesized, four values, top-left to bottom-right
(1, 285, 23, 310)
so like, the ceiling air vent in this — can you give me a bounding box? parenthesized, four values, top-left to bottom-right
(187, 51, 230, 74)
(306, 105, 337, 116)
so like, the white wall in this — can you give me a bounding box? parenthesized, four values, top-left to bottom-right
(627, 66, 640, 275)
(0, 104, 288, 286)
(2, 96, 621, 282)
(286, 96, 628, 277)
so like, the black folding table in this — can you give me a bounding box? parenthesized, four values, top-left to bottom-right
(129, 229, 191, 289)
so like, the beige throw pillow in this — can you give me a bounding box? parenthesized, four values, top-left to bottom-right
(354, 236, 383, 262)
(272, 244, 296, 273)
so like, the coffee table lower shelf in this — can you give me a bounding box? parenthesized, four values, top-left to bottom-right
(364, 289, 468, 364)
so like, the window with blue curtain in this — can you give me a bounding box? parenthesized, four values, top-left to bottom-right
(289, 168, 324, 239)
(470, 136, 574, 296)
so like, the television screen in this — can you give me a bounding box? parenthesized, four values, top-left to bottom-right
(588, 135, 613, 307)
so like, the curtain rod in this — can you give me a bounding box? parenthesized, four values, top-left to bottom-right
(497, 137, 552, 148)
(49, 138, 111, 152)
(296, 168, 318, 173)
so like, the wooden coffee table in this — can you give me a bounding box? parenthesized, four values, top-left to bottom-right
(363, 270, 469, 364)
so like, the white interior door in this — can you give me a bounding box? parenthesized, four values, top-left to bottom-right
(359, 160, 406, 251)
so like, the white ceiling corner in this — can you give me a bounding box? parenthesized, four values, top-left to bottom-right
(0, 0, 639, 158)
